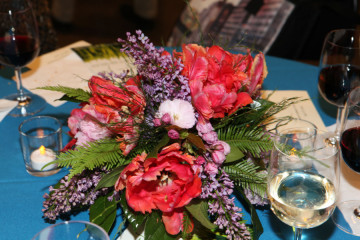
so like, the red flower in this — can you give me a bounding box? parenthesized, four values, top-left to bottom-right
(176, 44, 267, 120)
(88, 76, 146, 155)
(115, 143, 202, 235)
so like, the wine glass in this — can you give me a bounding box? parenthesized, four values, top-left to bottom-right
(268, 127, 339, 240)
(32, 221, 110, 240)
(332, 86, 360, 236)
(0, 0, 45, 117)
(318, 29, 360, 138)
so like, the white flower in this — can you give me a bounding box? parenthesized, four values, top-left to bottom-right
(157, 99, 196, 129)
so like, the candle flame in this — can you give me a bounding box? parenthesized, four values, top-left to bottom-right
(39, 145, 46, 155)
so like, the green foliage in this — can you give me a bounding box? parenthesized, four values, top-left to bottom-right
(95, 166, 125, 190)
(54, 138, 128, 178)
(144, 211, 178, 240)
(218, 126, 272, 158)
(224, 160, 267, 199)
(90, 193, 117, 232)
(38, 85, 91, 103)
(185, 199, 217, 230)
(120, 192, 148, 233)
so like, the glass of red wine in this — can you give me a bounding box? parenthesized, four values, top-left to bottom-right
(0, 0, 45, 117)
(332, 87, 360, 236)
(318, 29, 360, 138)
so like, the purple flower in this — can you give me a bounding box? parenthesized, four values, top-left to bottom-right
(42, 169, 109, 220)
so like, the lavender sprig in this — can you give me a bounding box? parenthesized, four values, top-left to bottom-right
(42, 169, 109, 220)
(200, 169, 251, 240)
(118, 30, 191, 112)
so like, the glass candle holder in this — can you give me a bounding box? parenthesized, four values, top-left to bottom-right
(19, 116, 62, 177)
(31, 221, 110, 240)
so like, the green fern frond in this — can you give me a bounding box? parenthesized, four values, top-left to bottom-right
(55, 138, 127, 178)
(225, 160, 267, 198)
(218, 126, 272, 158)
(38, 85, 91, 103)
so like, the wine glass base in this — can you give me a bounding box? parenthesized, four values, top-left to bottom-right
(4, 93, 46, 117)
(332, 200, 360, 236)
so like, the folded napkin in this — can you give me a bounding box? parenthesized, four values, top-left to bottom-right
(20, 41, 92, 107)
(0, 99, 17, 122)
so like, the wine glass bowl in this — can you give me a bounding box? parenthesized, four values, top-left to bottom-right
(0, 0, 45, 116)
(268, 127, 339, 240)
(340, 87, 360, 173)
(318, 29, 360, 137)
(332, 87, 360, 236)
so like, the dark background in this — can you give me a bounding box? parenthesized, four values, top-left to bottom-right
(49, 0, 359, 65)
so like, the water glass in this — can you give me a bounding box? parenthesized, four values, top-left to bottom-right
(19, 116, 62, 176)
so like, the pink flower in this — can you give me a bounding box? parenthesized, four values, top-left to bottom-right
(168, 129, 180, 139)
(68, 104, 112, 146)
(88, 76, 146, 156)
(176, 44, 267, 120)
(115, 143, 202, 235)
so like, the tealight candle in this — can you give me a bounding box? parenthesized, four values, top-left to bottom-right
(30, 145, 57, 171)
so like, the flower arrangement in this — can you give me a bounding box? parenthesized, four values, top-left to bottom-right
(41, 30, 297, 240)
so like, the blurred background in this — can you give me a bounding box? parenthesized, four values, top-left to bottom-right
(51, 0, 186, 48)
(36, 0, 359, 65)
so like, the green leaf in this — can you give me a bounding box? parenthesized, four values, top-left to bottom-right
(37, 85, 91, 103)
(144, 211, 178, 240)
(89, 193, 117, 233)
(95, 166, 125, 190)
(234, 186, 263, 240)
(54, 138, 126, 179)
(225, 145, 245, 163)
(146, 134, 169, 159)
(187, 133, 206, 152)
(185, 200, 217, 230)
(225, 160, 267, 199)
(120, 192, 148, 233)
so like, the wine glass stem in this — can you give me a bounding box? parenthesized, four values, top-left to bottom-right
(294, 228, 302, 240)
(334, 106, 345, 138)
(15, 67, 29, 104)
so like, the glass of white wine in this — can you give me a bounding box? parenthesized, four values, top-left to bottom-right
(268, 128, 339, 240)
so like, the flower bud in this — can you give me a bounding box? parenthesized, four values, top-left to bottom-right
(212, 150, 226, 165)
(153, 118, 161, 127)
(205, 162, 218, 175)
(161, 113, 171, 125)
(168, 129, 180, 139)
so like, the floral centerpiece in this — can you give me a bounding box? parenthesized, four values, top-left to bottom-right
(41, 30, 296, 240)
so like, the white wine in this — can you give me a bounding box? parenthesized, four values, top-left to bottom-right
(268, 171, 336, 229)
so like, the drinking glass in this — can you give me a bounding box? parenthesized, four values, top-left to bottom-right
(19, 116, 62, 177)
(268, 127, 339, 240)
(332, 87, 360, 236)
(0, 0, 45, 117)
(32, 221, 110, 240)
(318, 29, 360, 137)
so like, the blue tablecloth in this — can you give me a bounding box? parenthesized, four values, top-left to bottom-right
(0, 55, 355, 240)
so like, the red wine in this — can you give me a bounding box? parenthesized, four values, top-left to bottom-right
(340, 127, 360, 173)
(0, 35, 39, 67)
(318, 65, 360, 107)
